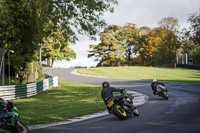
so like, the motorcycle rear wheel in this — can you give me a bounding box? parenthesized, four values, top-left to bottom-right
(113, 104, 127, 120)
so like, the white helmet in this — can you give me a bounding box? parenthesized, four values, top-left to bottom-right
(152, 79, 157, 82)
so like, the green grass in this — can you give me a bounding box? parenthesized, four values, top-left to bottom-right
(78, 66, 200, 83)
(12, 79, 105, 125)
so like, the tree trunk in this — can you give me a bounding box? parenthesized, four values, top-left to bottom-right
(47, 58, 50, 66)
(51, 59, 54, 66)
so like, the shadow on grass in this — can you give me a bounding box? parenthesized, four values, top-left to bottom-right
(13, 80, 106, 125)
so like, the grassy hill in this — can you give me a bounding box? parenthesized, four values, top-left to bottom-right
(78, 66, 200, 83)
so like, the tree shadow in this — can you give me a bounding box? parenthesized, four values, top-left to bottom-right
(13, 83, 105, 125)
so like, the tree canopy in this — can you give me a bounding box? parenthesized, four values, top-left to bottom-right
(88, 17, 185, 67)
(0, 0, 118, 70)
(42, 31, 76, 66)
(181, 12, 200, 65)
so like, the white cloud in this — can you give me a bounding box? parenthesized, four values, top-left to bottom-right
(54, 0, 200, 68)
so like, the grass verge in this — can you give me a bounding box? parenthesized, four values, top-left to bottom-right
(78, 66, 200, 84)
(12, 79, 105, 125)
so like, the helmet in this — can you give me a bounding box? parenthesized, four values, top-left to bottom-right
(0, 98, 7, 111)
(102, 81, 110, 88)
(152, 79, 157, 82)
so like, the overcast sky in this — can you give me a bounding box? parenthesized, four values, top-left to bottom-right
(53, 0, 200, 68)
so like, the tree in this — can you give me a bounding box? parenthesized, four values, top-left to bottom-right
(88, 32, 125, 66)
(116, 23, 140, 65)
(139, 28, 162, 66)
(180, 12, 200, 65)
(158, 17, 180, 32)
(0, 0, 118, 72)
(102, 23, 142, 65)
(188, 12, 200, 45)
(42, 31, 76, 66)
(156, 17, 180, 65)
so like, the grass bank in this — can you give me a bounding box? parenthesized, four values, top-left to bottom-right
(78, 66, 200, 83)
(12, 79, 105, 125)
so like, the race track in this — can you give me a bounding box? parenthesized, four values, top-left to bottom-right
(29, 68, 200, 133)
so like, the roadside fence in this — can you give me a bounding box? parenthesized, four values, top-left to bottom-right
(0, 76, 58, 100)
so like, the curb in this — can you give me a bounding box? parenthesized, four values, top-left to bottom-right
(71, 69, 110, 78)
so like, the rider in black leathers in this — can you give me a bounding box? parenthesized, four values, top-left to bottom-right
(101, 81, 125, 113)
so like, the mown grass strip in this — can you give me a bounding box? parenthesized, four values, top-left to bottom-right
(12, 79, 105, 125)
(78, 66, 200, 83)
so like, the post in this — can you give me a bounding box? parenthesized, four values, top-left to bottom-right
(185, 53, 188, 64)
(8, 51, 10, 85)
(2, 55, 5, 85)
(32, 62, 33, 73)
(182, 54, 184, 64)
(35, 66, 37, 81)
(39, 48, 42, 68)
(8, 50, 14, 85)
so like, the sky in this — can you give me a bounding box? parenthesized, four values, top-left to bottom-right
(53, 0, 200, 68)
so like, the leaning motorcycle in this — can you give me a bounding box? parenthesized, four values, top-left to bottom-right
(0, 99, 28, 133)
(151, 79, 169, 100)
(106, 89, 139, 120)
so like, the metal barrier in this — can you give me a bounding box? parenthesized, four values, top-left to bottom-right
(0, 76, 58, 100)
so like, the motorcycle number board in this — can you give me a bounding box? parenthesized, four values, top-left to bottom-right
(107, 100, 114, 108)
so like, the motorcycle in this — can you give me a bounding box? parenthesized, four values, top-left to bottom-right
(0, 99, 28, 133)
(106, 89, 139, 120)
(151, 79, 169, 100)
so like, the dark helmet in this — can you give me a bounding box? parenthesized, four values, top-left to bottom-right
(0, 98, 7, 111)
(102, 81, 110, 88)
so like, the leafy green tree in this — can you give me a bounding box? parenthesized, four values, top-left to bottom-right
(188, 12, 200, 45)
(155, 17, 180, 65)
(42, 31, 76, 66)
(116, 23, 140, 65)
(88, 32, 125, 66)
(0, 0, 118, 72)
(180, 12, 200, 65)
(102, 23, 142, 65)
(131, 26, 151, 65)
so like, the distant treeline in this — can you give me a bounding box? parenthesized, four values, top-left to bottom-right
(88, 15, 200, 67)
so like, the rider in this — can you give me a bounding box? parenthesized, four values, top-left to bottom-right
(0, 98, 13, 112)
(101, 81, 125, 113)
(151, 79, 165, 94)
(0, 98, 26, 132)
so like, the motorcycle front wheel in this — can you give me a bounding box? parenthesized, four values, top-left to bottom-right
(133, 107, 139, 116)
(113, 104, 127, 120)
(12, 121, 29, 133)
(162, 91, 169, 100)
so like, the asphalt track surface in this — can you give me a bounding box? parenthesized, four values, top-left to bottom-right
(30, 68, 200, 133)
